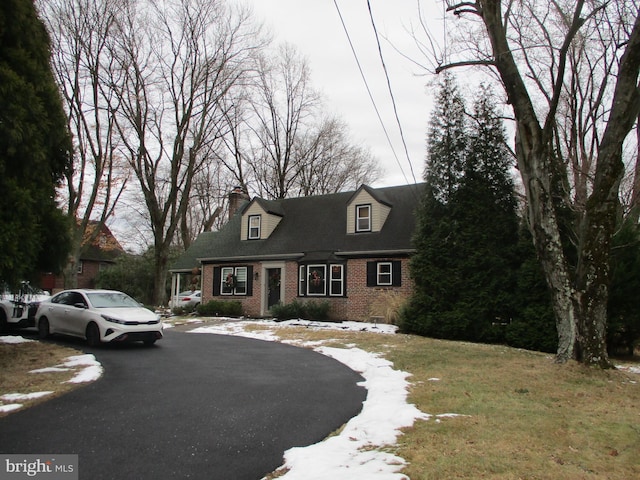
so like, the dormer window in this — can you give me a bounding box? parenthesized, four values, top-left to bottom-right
(248, 215, 261, 239)
(356, 204, 371, 232)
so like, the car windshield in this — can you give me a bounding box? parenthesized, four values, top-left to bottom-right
(86, 292, 141, 308)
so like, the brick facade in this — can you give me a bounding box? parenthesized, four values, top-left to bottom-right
(201, 257, 413, 321)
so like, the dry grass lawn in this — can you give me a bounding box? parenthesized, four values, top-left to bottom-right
(264, 324, 640, 480)
(0, 340, 86, 416)
(2, 323, 639, 479)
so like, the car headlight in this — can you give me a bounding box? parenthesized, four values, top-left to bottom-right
(101, 314, 127, 325)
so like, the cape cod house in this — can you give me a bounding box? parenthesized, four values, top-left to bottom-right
(170, 183, 425, 321)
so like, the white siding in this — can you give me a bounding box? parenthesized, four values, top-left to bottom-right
(241, 203, 281, 240)
(346, 190, 390, 233)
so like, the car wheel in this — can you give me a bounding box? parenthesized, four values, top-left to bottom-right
(86, 323, 101, 347)
(0, 309, 9, 334)
(38, 317, 50, 339)
(143, 338, 157, 347)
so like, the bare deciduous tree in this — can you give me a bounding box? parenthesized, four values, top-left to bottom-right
(295, 116, 381, 196)
(237, 43, 381, 199)
(428, 0, 640, 366)
(107, 0, 263, 304)
(40, 0, 129, 287)
(248, 43, 320, 199)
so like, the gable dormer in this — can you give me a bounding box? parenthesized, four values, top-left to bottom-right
(346, 185, 392, 234)
(240, 198, 283, 241)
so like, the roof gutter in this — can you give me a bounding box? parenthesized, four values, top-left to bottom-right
(335, 249, 415, 257)
(197, 253, 304, 263)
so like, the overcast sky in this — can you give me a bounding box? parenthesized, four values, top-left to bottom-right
(236, 0, 448, 187)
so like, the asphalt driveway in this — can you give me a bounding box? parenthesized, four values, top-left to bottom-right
(0, 329, 366, 479)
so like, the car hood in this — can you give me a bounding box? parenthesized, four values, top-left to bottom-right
(98, 307, 159, 322)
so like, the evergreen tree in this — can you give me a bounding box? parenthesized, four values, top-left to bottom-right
(402, 74, 468, 337)
(506, 222, 558, 353)
(607, 219, 640, 356)
(402, 80, 521, 343)
(424, 72, 467, 203)
(0, 0, 72, 286)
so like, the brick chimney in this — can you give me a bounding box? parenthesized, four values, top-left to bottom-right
(228, 186, 249, 220)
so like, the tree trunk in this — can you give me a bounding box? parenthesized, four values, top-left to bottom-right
(153, 249, 168, 307)
(515, 132, 579, 362)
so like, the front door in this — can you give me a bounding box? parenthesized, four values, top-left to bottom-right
(266, 268, 281, 310)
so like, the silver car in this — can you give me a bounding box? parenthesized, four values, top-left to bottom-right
(36, 289, 163, 346)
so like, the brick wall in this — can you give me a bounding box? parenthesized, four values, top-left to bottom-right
(201, 262, 262, 317)
(201, 257, 413, 321)
(344, 257, 413, 321)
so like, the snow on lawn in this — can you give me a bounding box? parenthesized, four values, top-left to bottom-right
(0, 335, 35, 344)
(0, 336, 103, 414)
(188, 319, 432, 480)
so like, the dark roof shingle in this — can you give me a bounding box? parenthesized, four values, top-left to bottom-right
(171, 183, 424, 270)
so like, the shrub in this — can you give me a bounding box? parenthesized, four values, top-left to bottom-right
(303, 300, 331, 321)
(369, 290, 409, 325)
(196, 300, 243, 317)
(271, 300, 330, 321)
(172, 304, 198, 316)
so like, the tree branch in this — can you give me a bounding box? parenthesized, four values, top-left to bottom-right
(435, 59, 495, 74)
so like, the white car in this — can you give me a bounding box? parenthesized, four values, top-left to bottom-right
(171, 290, 201, 309)
(36, 289, 163, 347)
(0, 284, 51, 332)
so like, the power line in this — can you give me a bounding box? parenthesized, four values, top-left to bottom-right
(366, 0, 418, 185)
(332, 0, 410, 186)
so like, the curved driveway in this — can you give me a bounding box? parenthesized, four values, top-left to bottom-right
(0, 330, 366, 479)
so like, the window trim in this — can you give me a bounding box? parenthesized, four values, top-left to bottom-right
(377, 262, 393, 286)
(248, 215, 261, 240)
(307, 264, 327, 296)
(298, 265, 305, 296)
(356, 204, 372, 232)
(298, 264, 346, 297)
(329, 264, 344, 297)
(220, 266, 248, 296)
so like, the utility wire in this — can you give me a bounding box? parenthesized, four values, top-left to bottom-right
(366, 0, 418, 185)
(332, 0, 409, 185)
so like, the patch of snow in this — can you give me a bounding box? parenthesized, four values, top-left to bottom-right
(30, 366, 72, 373)
(1, 391, 54, 402)
(190, 322, 280, 342)
(272, 346, 430, 480)
(0, 335, 34, 344)
(1, 345, 102, 416)
(0, 404, 23, 413)
(436, 413, 470, 419)
(617, 364, 640, 374)
(61, 355, 103, 383)
(30, 355, 103, 383)
(277, 319, 399, 334)
(188, 319, 444, 479)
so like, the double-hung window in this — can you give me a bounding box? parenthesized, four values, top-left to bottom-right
(248, 215, 261, 240)
(307, 265, 326, 296)
(366, 260, 402, 287)
(356, 204, 371, 232)
(329, 265, 344, 296)
(220, 266, 248, 295)
(377, 262, 393, 286)
(298, 264, 345, 297)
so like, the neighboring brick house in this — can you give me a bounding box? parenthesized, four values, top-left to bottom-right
(170, 183, 425, 321)
(42, 222, 125, 292)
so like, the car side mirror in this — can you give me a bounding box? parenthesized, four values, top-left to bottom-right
(74, 303, 87, 309)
